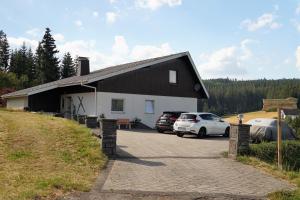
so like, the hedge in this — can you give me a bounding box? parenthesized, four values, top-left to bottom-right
(250, 141, 300, 170)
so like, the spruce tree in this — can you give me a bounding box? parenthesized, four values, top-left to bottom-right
(40, 27, 60, 83)
(9, 43, 29, 80)
(60, 52, 76, 78)
(0, 30, 10, 72)
(26, 48, 36, 85)
(34, 42, 44, 84)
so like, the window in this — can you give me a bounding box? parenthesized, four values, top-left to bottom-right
(200, 114, 214, 120)
(180, 114, 197, 120)
(111, 99, 124, 112)
(169, 70, 177, 84)
(145, 100, 154, 114)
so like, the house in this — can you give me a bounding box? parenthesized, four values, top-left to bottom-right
(1, 52, 209, 128)
(281, 109, 300, 120)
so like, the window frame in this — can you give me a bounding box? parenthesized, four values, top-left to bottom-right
(169, 70, 177, 84)
(145, 100, 155, 114)
(111, 98, 125, 113)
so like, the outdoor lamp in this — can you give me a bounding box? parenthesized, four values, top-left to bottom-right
(237, 114, 244, 124)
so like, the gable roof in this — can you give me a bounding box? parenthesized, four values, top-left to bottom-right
(1, 51, 209, 99)
(282, 109, 300, 116)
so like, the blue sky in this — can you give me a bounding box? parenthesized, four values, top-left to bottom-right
(1, 0, 300, 79)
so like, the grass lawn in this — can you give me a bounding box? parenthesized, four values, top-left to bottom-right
(0, 109, 107, 200)
(237, 156, 300, 200)
(224, 111, 277, 124)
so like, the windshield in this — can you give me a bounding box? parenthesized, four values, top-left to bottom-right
(179, 114, 197, 120)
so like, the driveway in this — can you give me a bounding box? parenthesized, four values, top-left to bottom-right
(67, 130, 294, 200)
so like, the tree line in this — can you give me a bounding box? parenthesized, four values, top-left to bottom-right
(0, 28, 76, 90)
(198, 78, 300, 115)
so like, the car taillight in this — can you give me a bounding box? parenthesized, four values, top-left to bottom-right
(156, 115, 163, 123)
(192, 119, 200, 123)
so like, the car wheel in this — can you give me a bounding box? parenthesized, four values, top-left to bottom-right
(176, 132, 184, 137)
(157, 128, 164, 133)
(197, 128, 206, 138)
(223, 127, 230, 137)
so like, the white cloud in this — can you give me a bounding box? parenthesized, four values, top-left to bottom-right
(135, 0, 182, 10)
(112, 36, 129, 56)
(26, 28, 41, 37)
(131, 43, 172, 60)
(7, 37, 39, 49)
(106, 12, 118, 24)
(296, 4, 300, 15)
(7, 32, 173, 71)
(53, 33, 65, 42)
(74, 20, 83, 27)
(241, 13, 282, 31)
(284, 58, 291, 65)
(93, 11, 99, 17)
(291, 19, 300, 33)
(295, 47, 300, 70)
(58, 35, 173, 71)
(197, 40, 255, 78)
(109, 0, 117, 3)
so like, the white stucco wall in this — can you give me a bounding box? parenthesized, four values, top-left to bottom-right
(98, 92, 197, 128)
(61, 93, 96, 116)
(6, 97, 28, 110)
(61, 92, 197, 128)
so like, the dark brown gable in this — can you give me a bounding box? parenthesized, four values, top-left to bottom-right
(97, 56, 207, 98)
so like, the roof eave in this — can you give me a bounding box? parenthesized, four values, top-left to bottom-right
(1, 94, 28, 99)
(185, 52, 210, 99)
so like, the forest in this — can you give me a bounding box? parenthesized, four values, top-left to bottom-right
(198, 79, 300, 115)
(0, 28, 76, 91)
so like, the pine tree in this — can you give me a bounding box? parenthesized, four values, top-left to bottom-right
(26, 48, 36, 85)
(40, 27, 60, 83)
(60, 52, 76, 78)
(34, 42, 44, 84)
(0, 30, 10, 72)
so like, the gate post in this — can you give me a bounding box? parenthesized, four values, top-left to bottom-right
(100, 119, 117, 157)
(228, 124, 251, 159)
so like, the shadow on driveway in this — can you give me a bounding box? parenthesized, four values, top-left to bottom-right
(116, 146, 166, 167)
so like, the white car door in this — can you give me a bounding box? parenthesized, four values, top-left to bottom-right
(211, 114, 227, 134)
(199, 114, 216, 135)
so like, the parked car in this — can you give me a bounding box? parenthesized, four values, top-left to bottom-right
(246, 118, 297, 143)
(173, 112, 230, 138)
(156, 111, 186, 133)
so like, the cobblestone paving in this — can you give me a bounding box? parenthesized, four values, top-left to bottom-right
(101, 130, 293, 198)
(65, 130, 294, 200)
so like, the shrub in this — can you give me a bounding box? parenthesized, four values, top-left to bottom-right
(250, 141, 300, 170)
(285, 116, 300, 139)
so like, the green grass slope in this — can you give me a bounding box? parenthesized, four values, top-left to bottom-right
(0, 109, 107, 200)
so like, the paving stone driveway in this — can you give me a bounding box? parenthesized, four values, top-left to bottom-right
(67, 130, 294, 200)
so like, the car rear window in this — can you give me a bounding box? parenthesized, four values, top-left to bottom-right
(180, 114, 197, 119)
(162, 112, 182, 118)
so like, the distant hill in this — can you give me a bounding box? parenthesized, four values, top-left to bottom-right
(198, 78, 300, 115)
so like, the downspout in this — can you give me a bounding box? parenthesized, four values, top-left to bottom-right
(80, 82, 97, 116)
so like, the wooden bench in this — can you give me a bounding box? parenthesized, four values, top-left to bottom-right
(116, 118, 132, 129)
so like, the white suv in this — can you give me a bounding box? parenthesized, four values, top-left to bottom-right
(173, 112, 230, 138)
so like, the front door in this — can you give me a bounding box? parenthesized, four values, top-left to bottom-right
(63, 97, 72, 119)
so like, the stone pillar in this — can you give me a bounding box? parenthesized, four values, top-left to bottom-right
(100, 119, 117, 157)
(228, 124, 251, 158)
(86, 116, 98, 128)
